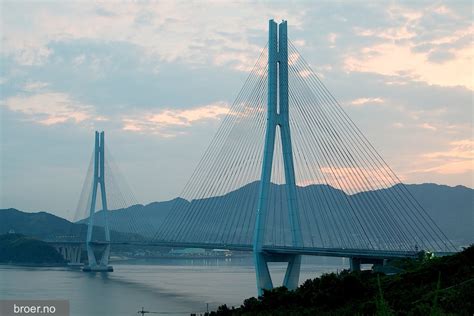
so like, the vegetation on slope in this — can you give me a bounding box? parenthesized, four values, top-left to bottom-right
(0, 233, 65, 265)
(212, 246, 474, 315)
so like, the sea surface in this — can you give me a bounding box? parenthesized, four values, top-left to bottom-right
(0, 256, 347, 316)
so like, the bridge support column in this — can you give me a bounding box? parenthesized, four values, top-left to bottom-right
(69, 245, 82, 265)
(253, 20, 302, 296)
(349, 258, 361, 272)
(255, 252, 302, 295)
(54, 244, 83, 266)
(283, 254, 302, 289)
(83, 131, 113, 272)
(255, 253, 273, 291)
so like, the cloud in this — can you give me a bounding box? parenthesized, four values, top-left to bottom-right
(1, 92, 94, 125)
(122, 102, 230, 137)
(327, 33, 337, 48)
(424, 139, 473, 160)
(353, 25, 415, 41)
(292, 39, 306, 47)
(432, 5, 458, 18)
(23, 81, 49, 92)
(352, 5, 420, 41)
(1, 1, 305, 71)
(410, 139, 473, 175)
(350, 97, 384, 106)
(420, 160, 473, 175)
(344, 41, 473, 90)
(72, 54, 86, 66)
(345, 4, 473, 90)
(419, 123, 437, 131)
(12, 45, 53, 66)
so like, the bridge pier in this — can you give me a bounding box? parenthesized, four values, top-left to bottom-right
(282, 254, 302, 290)
(54, 244, 83, 266)
(349, 257, 361, 272)
(255, 252, 302, 293)
(83, 243, 113, 272)
(254, 253, 273, 290)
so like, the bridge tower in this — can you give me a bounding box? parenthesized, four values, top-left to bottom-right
(83, 131, 113, 272)
(253, 20, 303, 295)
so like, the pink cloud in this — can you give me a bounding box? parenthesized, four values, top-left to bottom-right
(410, 139, 473, 175)
(344, 41, 473, 90)
(419, 123, 437, 131)
(346, 4, 473, 91)
(122, 102, 230, 137)
(350, 97, 384, 106)
(2, 92, 94, 125)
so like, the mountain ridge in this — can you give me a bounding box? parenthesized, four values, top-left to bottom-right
(1, 183, 472, 246)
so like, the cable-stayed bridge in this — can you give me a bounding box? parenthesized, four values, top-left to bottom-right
(49, 20, 456, 294)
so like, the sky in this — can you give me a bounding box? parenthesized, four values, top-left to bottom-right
(0, 0, 472, 218)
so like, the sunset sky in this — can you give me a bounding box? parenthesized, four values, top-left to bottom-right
(1, 1, 472, 218)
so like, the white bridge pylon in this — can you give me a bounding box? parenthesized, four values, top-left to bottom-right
(253, 19, 302, 296)
(84, 131, 113, 272)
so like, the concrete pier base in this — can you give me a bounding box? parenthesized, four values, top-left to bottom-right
(82, 265, 113, 272)
(255, 252, 302, 296)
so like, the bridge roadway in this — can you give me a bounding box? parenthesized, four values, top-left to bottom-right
(48, 240, 423, 260)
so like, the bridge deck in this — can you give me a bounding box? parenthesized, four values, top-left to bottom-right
(48, 240, 423, 259)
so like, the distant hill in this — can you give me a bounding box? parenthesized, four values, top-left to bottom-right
(81, 182, 473, 247)
(76, 198, 186, 239)
(1, 183, 472, 246)
(0, 208, 80, 240)
(394, 183, 473, 246)
(0, 208, 144, 242)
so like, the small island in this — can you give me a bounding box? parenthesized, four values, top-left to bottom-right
(211, 246, 474, 315)
(0, 233, 65, 265)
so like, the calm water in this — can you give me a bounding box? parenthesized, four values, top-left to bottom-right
(0, 256, 347, 316)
